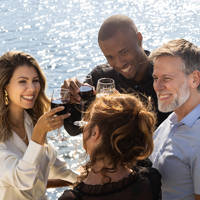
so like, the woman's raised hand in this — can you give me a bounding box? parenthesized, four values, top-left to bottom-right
(31, 106, 70, 145)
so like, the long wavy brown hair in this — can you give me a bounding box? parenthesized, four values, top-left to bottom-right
(78, 93, 156, 184)
(0, 51, 50, 142)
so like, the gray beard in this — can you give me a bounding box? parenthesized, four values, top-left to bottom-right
(158, 81, 190, 113)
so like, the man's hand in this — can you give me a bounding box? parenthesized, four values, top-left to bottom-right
(62, 78, 81, 104)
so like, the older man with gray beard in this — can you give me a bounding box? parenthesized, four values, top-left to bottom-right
(150, 39, 200, 200)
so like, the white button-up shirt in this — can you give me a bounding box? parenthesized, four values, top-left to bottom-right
(150, 104, 200, 200)
(0, 111, 77, 200)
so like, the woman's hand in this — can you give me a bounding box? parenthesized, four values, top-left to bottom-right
(31, 106, 70, 145)
(47, 179, 73, 188)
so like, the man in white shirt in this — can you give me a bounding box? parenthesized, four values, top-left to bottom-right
(149, 39, 200, 200)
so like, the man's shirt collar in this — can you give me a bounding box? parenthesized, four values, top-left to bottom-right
(169, 104, 200, 127)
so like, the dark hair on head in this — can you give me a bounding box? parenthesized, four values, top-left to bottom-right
(79, 93, 155, 184)
(0, 51, 50, 142)
(98, 14, 138, 42)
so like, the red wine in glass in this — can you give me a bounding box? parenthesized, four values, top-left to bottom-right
(73, 75, 94, 127)
(73, 85, 94, 127)
(79, 85, 93, 101)
(51, 99, 71, 115)
(50, 88, 70, 140)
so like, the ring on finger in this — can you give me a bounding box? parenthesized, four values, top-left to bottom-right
(51, 116, 56, 122)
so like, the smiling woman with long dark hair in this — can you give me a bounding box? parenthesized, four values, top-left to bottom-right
(0, 51, 77, 200)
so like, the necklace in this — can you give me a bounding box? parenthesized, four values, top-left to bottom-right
(11, 125, 27, 141)
(22, 132, 27, 141)
(10, 121, 27, 142)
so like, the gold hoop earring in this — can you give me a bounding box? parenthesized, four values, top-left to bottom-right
(4, 90, 9, 105)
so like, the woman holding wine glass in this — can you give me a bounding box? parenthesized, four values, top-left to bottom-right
(59, 93, 161, 200)
(0, 51, 77, 200)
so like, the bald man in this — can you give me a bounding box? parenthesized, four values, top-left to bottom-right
(63, 15, 170, 136)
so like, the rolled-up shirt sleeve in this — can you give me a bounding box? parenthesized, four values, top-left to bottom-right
(47, 143, 78, 183)
(0, 140, 44, 190)
(49, 157, 78, 183)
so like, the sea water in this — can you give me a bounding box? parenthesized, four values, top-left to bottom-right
(0, 0, 200, 199)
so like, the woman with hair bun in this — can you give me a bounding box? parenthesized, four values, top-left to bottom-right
(59, 93, 161, 200)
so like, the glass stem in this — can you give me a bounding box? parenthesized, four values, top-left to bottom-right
(57, 128, 63, 141)
(81, 101, 84, 121)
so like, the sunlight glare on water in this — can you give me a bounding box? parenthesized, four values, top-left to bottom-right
(0, 0, 200, 199)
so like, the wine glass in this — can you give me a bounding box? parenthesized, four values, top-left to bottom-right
(96, 78, 115, 97)
(73, 75, 94, 127)
(51, 88, 70, 140)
